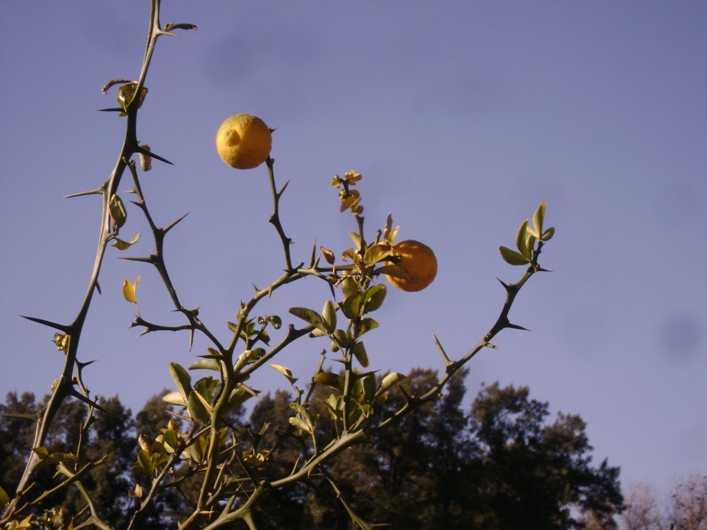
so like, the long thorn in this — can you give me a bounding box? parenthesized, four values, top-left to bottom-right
(136, 145, 173, 166)
(164, 213, 189, 234)
(65, 188, 104, 199)
(21, 315, 71, 333)
(432, 332, 454, 367)
(67, 390, 109, 414)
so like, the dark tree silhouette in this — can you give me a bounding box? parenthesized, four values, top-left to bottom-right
(0, 371, 623, 529)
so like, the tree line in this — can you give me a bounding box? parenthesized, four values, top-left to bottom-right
(1, 369, 625, 529)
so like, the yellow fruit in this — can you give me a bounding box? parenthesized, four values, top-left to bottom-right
(216, 114, 272, 169)
(384, 240, 437, 292)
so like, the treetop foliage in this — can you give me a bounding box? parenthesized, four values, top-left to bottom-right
(1, 371, 624, 529)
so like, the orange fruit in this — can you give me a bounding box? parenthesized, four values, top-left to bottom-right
(384, 240, 437, 292)
(216, 114, 272, 169)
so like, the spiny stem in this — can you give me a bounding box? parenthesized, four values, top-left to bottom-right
(266, 157, 295, 271)
(9, 0, 175, 510)
(374, 249, 544, 432)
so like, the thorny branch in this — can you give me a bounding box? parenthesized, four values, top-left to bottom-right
(1, 1, 553, 528)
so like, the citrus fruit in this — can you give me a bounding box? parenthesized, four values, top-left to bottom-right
(384, 240, 437, 292)
(216, 114, 272, 169)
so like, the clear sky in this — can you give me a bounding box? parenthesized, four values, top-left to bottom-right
(1, 1, 705, 493)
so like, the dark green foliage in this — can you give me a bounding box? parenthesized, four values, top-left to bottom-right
(246, 390, 311, 529)
(0, 393, 135, 526)
(465, 382, 623, 529)
(0, 392, 39, 496)
(241, 369, 623, 529)
(0, 373, 623, 529)
(333, 368, 477, 529)
(70, 396, 135, 526)
(132, 390, 201, 530)
(358, 370, 617, 529)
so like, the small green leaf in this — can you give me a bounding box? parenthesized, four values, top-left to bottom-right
(193, 377, 219, 404)
(240, 383, 260, 397)
(193, 390, 214, 415)
(112, 233, 141, 250)
(289, 416, 313, 434)
(32, 447, 49, 460)
(169, 362, 192, 398)
(139, 144, 152, 171)
(288, 307, 327, 333)
(375, 263, 411, 280)
(525, 233, 537, 253)
(109, 194, 127, 229)
(515, 219, 531, 258)
(383, 213, 399, 245)
(289, 402, 313, 422)
(187, 391, 211, 425)
(333, 329, 350, 349)
(532, 200, 546, 236)
(378, 372, 406, 395)
(313, 371, 345, 391)
(352, 341, 369, 368)
(137, 449, 154, 475)
(163, 429, 178, 453)
(289, 403, 315, 433)
(271, 364, 298, 384)
(185, 435, 206, 464)
(322, 300, 337, 334)
(362, 284, 387, 313)
(341, 292, 362, 319)
(349, 231, 362, 250)
(541, 226, 555, 241)
(116, 82, 147, 113)
(162, 392, 187, 407)
(363, 242, 391, 267)
(256, 329, 271, 346)
(341, 276, 359, 298)
(31, 449, 76, 470)
(360, 373, 377, 404)
(226, 386, 256, 411)
(251, 347, 266, 360)
(320, 396, 341, 420)
(189, 359, 221, 371)
(499, 246, 530, 266)
(356, 318, 379, 337)
(358, 403, 374, 419)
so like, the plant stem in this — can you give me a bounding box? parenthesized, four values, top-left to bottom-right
(6, 0, 171, 518)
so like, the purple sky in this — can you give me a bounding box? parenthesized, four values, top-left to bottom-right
(1, 1, 705, 493)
